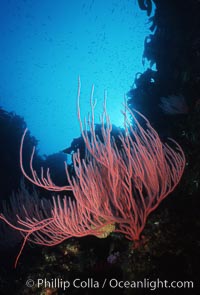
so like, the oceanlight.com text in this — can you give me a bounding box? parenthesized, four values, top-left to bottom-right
(25, 277, 194, 291)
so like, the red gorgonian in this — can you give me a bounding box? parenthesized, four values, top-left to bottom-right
(0, 79, 186, 267)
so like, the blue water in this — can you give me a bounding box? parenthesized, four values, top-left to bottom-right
(0, 0, 154, 156)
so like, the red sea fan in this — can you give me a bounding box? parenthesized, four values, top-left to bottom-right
(0, 79, 186, 267)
